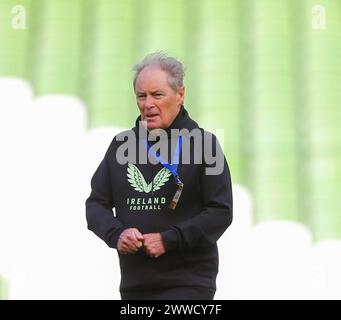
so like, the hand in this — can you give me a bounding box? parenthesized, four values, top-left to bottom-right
(142, 233, 166, 258)
(117, 228, 144, 254)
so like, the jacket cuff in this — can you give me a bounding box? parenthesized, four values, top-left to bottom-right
(109, 227, 126, 249)
(160, 228, 180, 251)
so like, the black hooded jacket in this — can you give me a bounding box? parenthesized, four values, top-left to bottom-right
(86, 106, 233, 294)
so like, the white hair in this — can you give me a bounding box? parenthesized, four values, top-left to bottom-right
(133, 51, 185, 92)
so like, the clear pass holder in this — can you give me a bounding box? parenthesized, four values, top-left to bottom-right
(168, 176, 184, 210)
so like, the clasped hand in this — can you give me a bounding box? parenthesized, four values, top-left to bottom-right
(117, 228, 166, 258)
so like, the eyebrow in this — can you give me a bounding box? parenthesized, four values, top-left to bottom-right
(136, 90, 164, 95)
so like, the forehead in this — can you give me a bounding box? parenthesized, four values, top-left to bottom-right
(135, 66, 170, 91)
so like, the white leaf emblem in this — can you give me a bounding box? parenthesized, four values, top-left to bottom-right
(127, 163, 172, 193)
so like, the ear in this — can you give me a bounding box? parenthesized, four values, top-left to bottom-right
(177, 86, 185, 105)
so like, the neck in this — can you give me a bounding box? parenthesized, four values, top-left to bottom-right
(148, 128, 164, 138)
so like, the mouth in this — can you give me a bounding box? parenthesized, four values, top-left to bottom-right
(144, 114, 160, 120)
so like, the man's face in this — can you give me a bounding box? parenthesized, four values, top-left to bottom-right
(135, 66, 185, 130)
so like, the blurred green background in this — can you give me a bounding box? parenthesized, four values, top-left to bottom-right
(0, 0, 340, 245)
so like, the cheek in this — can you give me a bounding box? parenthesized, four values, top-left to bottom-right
(163, 110, 174, 124)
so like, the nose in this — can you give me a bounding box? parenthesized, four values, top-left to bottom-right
(144, 95, 155, 108)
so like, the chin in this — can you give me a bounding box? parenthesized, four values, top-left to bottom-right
(148, 126, 161, 131)
(147, 122, 163, 130)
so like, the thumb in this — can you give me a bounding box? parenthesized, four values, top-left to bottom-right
(133, 229, 144, 241)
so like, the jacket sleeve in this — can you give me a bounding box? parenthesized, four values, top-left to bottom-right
(161, 133, 233, 251)
(85, 143, 126, 249)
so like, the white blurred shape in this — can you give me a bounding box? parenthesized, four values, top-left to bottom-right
(84, 127, 126, 172)
(0, 78, 34, 280)
(0, 78, 33, 133)
(0, 78, 33, 109)
(0, 80, 122, 299)
(308, 240, 341, 299)
(31, 95, 87, 135)
(215, 184, 253, 299)
(246, 221, 312, 299)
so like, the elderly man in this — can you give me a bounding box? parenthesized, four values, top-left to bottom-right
(86, 52, 233, 300)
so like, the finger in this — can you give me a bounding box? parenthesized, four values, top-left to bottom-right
(123, 242, 136, 252)
(145, 245, 157, 257)
(127, 231, 140, 244)
(118, 246, 130, 254)
(149, 251, 158, 258)
(135, 240, 143, 248)
(126, 240, 143, 252)
(142, 234, 151, 245)
(125, 235, 142, 250)
(121, 246, 138, 254)
(120, 237, 137, 252)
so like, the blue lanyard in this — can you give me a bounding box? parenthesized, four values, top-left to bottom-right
(143, 136, 183, 184)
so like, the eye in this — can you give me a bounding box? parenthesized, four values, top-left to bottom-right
(154, 93, 163, 98)
(137, 94, 146, 100)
